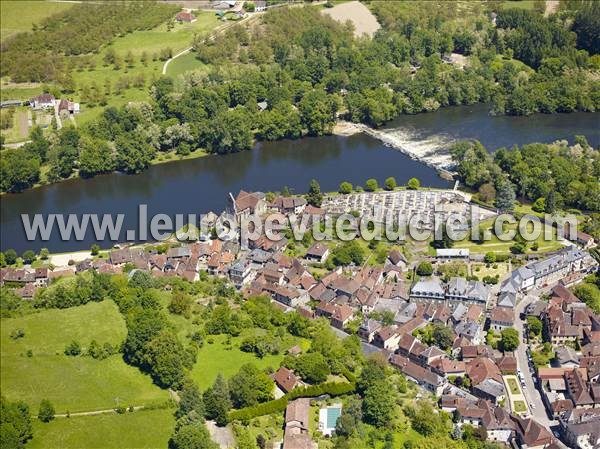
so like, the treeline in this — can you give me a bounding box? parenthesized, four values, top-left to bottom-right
(451, 137, 600, 212)
(0, 2, 178, 82)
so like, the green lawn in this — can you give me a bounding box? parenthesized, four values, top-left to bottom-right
(507, 377, 521, 395)
(109, 13, 219, 57)
(0, 1, 74, 42)
(0, 85, 43, 101)
(190, 332, 303, 391)
(455, 219, 564, 255)
(513, 400, 527, 413)
(501, 1, 536, 10)
(1, 301, 168, 412)
(166, 51, 211, 77)
(27, 408, 175, 449)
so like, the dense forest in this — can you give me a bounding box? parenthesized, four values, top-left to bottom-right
(450, 136, 600, 213)
(0, 1, 178, 83)
(1, 2, 599, 193)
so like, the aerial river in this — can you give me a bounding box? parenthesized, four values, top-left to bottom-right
(1, 104, 598, 253)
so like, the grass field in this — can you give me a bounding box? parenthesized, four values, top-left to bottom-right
(0, 1, 74, 42)
(110, 13, 219, 57)
(1, 107, 29, 143)
(0, 85, 43, 101)
(454, 219, 564, 255)
(27, 408, 175, 449)
(501, 1, 537, 10)
(1, 301, 169, 412)
(190, 332, 305, 391)
(166, 51, 211, 77)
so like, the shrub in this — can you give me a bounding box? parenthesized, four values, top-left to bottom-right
(365, 178, 378, 192)
(339, 182, 353, 194)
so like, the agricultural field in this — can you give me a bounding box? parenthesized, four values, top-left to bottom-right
(1, 301, 169, 412)
(0, 0, 74, 41)
(27, 408, 175, 449)
(0, 106, 29, 143)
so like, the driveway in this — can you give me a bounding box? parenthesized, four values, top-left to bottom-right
(514, 294, 556, 428)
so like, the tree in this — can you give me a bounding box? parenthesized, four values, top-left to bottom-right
(169, 292, 192, 317)
(203, 374, 231, 426)
(91, 244, 100, 256)
(362, 379, 395, 427)
(573, 283, 600, 314)
(37, 400, 55, 423)
(478, 183, 496, 203)
(128, 270, 154, 291)
(228, 364, 274, 408)
(145, 330, 191, 389)
(1, 396, 33, 448)
(384, 177, 397, 191)
(572, 2, 600, 54)
(299, 90, 337, 136)
(0, 150, 40, 193)
(170, 423, 218, 449)
(532, 197, 546, 213)
(432, 324, 455, 350)
(64, 340, 81, 356)
(306, 179, 323, 207)
(416, 262, 433, 276)
(365, 178, 378, 192)
(409, 402, 448, 436)
(335, 395, 362, 437)
(4, 249, 17, 265)
(527, 316, 542, 337)
(78, 137, 115, 178)
(21, 250, 36, 264)
(431, 224, 454, 250)
(484, 252, 496, 264)
(339, 182, 353, 194)
(39, 248, 49, 260)
(495, 179, 516, 211)
(500, 328, 519, 352)
(177, 379, 204, 419)
(357, 363, 386, 395)
(407, 177, 420, 190)
(332, 241, 365, 266)
(293, 352, 330, 384)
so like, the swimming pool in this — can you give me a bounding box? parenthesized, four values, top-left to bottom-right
(326, 407, 342, 428)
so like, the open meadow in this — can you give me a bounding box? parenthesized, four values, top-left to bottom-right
(0, 1, 74, 41)
(190, 331, 308, 391)
(27, 408, 175, 449)
(1, 301, 169, 412)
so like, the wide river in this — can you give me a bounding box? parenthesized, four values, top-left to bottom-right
(1, 104, 598, 253)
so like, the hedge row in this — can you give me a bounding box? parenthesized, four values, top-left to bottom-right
(228, 381, 355, 422)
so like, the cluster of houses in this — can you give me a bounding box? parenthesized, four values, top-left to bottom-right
(520, 285, 600, 449)
(30, 93, 80, 120)
(2, 189, 598, 449)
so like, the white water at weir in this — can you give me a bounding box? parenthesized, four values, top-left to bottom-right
(360, 125, 457, 173)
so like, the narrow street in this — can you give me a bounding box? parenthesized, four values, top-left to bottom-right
(513, 294, 556, 429)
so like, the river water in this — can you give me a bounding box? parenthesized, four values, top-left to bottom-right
(1, 104, 598, 253)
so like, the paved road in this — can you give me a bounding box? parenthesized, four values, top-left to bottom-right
(514, 294, 556, 428)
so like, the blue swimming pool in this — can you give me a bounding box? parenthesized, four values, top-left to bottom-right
(326, 407, 342, 429)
